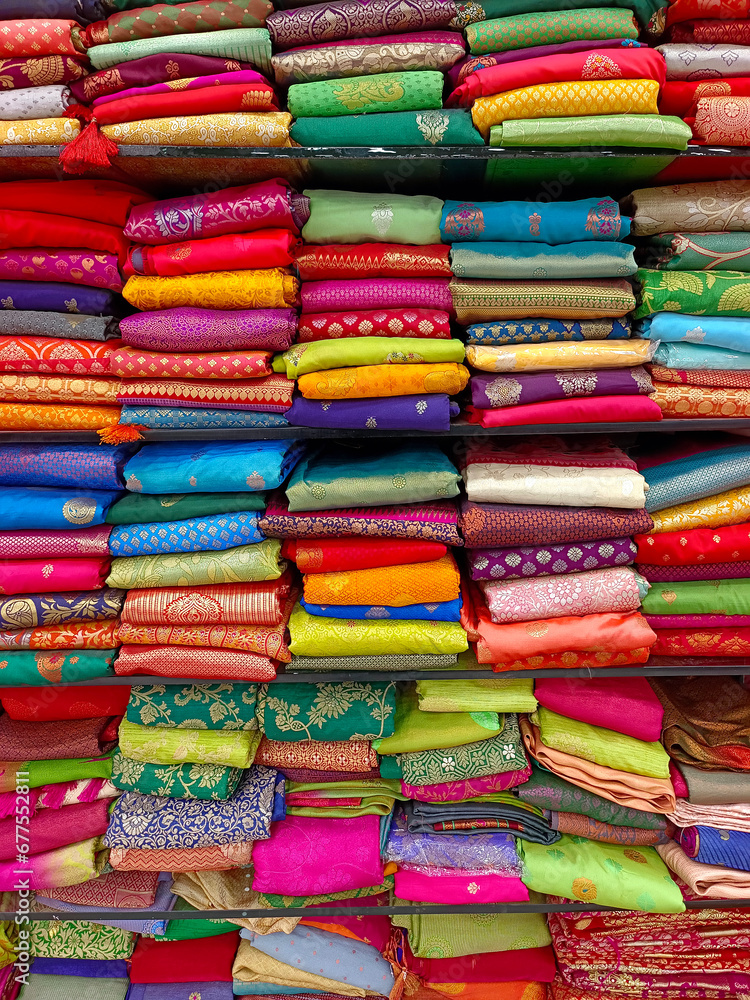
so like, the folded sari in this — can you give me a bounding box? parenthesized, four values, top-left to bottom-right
(282, 336, 464, 377)
(466, 341, 652, 376)
(0, 836, 105, 891)
(124, 438, 300, 494)
(520, 835, 684, 912)
(0, 557, 109, 596)
(92, 80, 279, 126)
(107, 539, 284, 589)
(261, 493, 462, 545)
(0, 313, 118, 343)
(375, 686, 501, 754)
(468, 537, 636, 581)
(288, 70, 443, 118)
(81, 0, 271, 47)
(660, 78, 750, 117)
(0, 209, 128, 260)
(460, 497, 652, 547)
(636, 268, 750, 321)
(298, 308, 450, 342)
(295, 244, 450, 282)
(0, 335, 119, 376)
(105, 766, 275, 849)
(0, 753, 113, 793)
(442, 195, 626, 243)
(117, 618, 291, 660)
(641, 560, 750, 580)
(288, 538, 445, 573)
(653, 382, 750, 418)
(660, 42, 750, 80)
(451, 242, 637, 280)
(87, 29, 274, 74)
(1, 685, 127, 721)
(649, 484, 750, 534)
(472, 79, 660, 138)
(452, 46, 664, 105)
(636, 521, 750, 564)
(678, 824, 750, 871)
(692, 94, 750, 145)
(398, 720, 528, 786)
(393, 908, 550, 958)
(625, 180, 750, 236)
(267, 0, 457, 50)
(403, 797, 558, 845)
(117, 719, 261, 768)
(517, 763, 666, 828)
(417, 678, 536, 713)
(534, 677, 663, 742)
(0, 649, 115, 686)
(0, 281, 118, 316)
(466, 8, 638, 54)
(669, 799, 750, 830)
(124, 226, 296, 278)
(116, 374, 295, 412)
(252, 815, 384, 895)
(122, 579, 289, 626)
(271, 31, 465, 85)
(256, 680, 396, 742)
(120, 307, 296, 353)
(0, 798, 109, 860)
(292, 107, 483, 145)
(109, 512, 264, 556)
(256, 736, 377, 772)
(0, 378, 120, 408)
(122, 269, 298, 312)
(120, 407, 288, 430)
(297, 362, 469, 399)
(0, 715, 117, 761)
(482, 566, 643, 624)
(642, 442, 750, 512)
(288, 603, 468, 657)
(303, 189, 442, 245)
(468, 318, 630, 346)
(126, 682, 257, 731)
(451, 278, 636, 323)
(42, 868, 159, 909)
(409, 947, 556, 985)
(658, 839, 750, 898)
(0, 54, 87, 90)
(402, 765, 532, 801)
(651, 366, 750, 388)
(641, 232, 750, 272)
(103, 109, 289, 147)
(490, 113, 691, 148)
(521, 718, 676, 813)
(109, 841, 253, 870)
(302, 597, 460, 621)
(0, 250, 120, 291)
(301, 277, 453, 313)
(112, 346, 275, 381)
(286, 777, 399, 817)
(114, 645, 278, 681)
(0, 442, 128, 491)
(0, 115, 79, 146)
(288, 395, 459, 431)
(303, 553, 459, 606)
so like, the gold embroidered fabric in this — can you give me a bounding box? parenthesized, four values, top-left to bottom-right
(0, 117, 78, 145)
(472, 79, 660, 138)
(107, 539, 285, 589)
(303, 553, 460, 606)
(297, 363, 469, 399)
(624, 179, 750, 236)
(122, 269, 299, 311)
(0, 403, 121, 430)
(449, 278, 635, 323)
(465, 340, 653, 373)
(650, 485, 750, 533)
(653, 382, 750, 418)
(171, 870, 299, 933)
(0, 374, 120, 405)
(101, 112, 292, 147)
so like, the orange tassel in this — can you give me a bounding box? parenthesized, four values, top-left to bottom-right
(97, 424, 146, 444)
(59, 104, 119, 175)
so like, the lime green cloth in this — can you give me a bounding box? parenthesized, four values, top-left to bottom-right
(416, 678, 537, 713)
(391, 905, 551, 957)
(373, 685, 500, 754)
(107, 538, 284, 588)
(534, 706, 671, 779)
(490, 114, 691, 150)
(280, 337, 465, 378)
(634, 269, 750, 320)
(519, 835, 685, 912)
(287, 71, 443, 118)
(641, 578, 750, 615)
(302, 189, 443, 245)
(117, 719, 260, 769)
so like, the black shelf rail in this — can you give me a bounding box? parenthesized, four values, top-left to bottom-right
(0, 418, 749, 443)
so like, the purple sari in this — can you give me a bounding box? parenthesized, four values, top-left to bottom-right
(120, 307, 297, 352)
(0, 282, 119, 316)
(286, 394, 458, 430)
(470, 367, 653, 409)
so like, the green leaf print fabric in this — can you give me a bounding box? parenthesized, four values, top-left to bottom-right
(111, 750, 243, 801)
(255, 681, 397, 741)
(634, 269, 750, 319)
(519, 835, 686, 912)
(126, 684, 258, 730)
(107, 538, 284, 588)
(287, 71, 444, 118)
(30, 919, 135, 959)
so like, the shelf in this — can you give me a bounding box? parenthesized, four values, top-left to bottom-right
(0, 418, 749, 443)
(11, 898, 750, 919)
(2, 660, 745, 686)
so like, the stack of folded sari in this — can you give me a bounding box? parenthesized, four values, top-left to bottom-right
(635, 434, 750, 655)
(283, 189, 469, 431)
(130, 930, 239, 1000)
(653, 676, 750, 900)
(266, 442, 469, 668)
(67, 0, 290, 158)
(629, 180, 750, 417)
(268, 0, 482, 147)
(0, 15, 90, 146)
(548, 900, 750, 998)
(445, 194, 664, 427)
(28, 916, 133, 1000)
(518, 675, 684, 912)
(0, 442, 129, 665)
(658, 0, 750, 145)
(110, 439, 304, 680)
(116, 179, 306, 430)
(451, 0, 690, 149)
(459, 436, 658, 672)
(0, 178, 150, 433)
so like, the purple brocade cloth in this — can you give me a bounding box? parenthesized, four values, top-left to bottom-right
(268, 0, 458, 50)
(470, 367, 654, 409)
(637, 562, 750, 582)
(69, 54, 258, 103)
(301, 278, 453, 313)
(0, 442, 130, 489)
(0, 252, 122, 293)
(127, 987, 233, 1000)
(0, 281, 119, 316)
(30, 959, 128, 978)
(644, 614, 750, 627)
(286, 394, 459, 430)
(446, 37, 646, 88)
(120, 308, 297, 352)
(469, 536, 637, 581)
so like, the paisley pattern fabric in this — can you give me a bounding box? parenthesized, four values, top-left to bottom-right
(122, 579, 289, 626)
(0, 620, 118, 649)
(0, 55, 87, 90)
(288, 71, 444, 117)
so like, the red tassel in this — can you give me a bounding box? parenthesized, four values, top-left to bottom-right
(97, 424, 146, 444)
(59, 104, 119, 175)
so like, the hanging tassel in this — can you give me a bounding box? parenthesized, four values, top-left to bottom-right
(384, 929, 420, 1000)
(97, 423, 147, 444)
(59, 103, 119, 175)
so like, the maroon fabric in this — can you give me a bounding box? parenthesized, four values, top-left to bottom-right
(0, 798, 109, 860)
(0, 715, 119, 761)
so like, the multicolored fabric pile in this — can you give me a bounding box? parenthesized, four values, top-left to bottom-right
(450, 0, 691, 150)
(459, 435, 658, 672)
(283, 188, 469, 431)
(629, 179, 750, 418)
